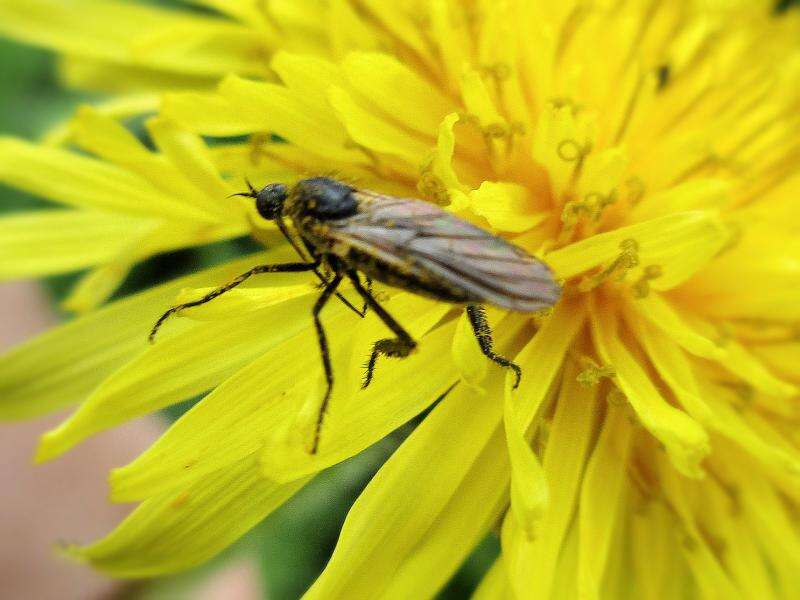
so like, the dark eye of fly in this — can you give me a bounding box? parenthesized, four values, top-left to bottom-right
(152, 177, 562, 454)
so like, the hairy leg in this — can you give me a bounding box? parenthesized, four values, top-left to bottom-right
(466, 304, 522, 388)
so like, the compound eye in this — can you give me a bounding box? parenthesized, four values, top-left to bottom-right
(256, 183, 288, 220)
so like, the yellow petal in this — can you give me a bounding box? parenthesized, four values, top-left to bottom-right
(472, 558, 514, 600)
(305, 378, 504, 600)
(146, 117, 238, 220)
(658, 458, 740, 598)
(162, 91, 261, 136)
(633, 293, 726, 360)
(328, 86, 430, 166)
(111, 295, 450, 501)
(0, 137, 217, 223)
(173, 283, 317, 321)
(0, 210, 154, 280)
(261, 296, 454, 482)
(575, 147, 629, 203)
(342, 52, 452, 136)
(630, 501, 688, 600)
(0, 0, 267, 78)
(629, 178, 734, 222)
(503, 301, 585, 539)
(43, 93, 159, 147)
(429, 0, 473, 93)
(470, 181, 549, 233)
(354, 0, 435, 66)
(0, 252, 269, 420)
(38, 286, 316, 463)
(503, 363, 601, 600)
(532, 104, 597, 200)
(381, 428, 509, 599)
(58, 55, 215, 94)
(220, 75, 363, 164)
(460, 67, 506, 130)
(451, 310, 489, 388)
(60, 221, 248, 313)
(577, 405, 634, 600)
(69, 456, 307, 578)
(590, 299, 710, 478)
(547, 210, 732, 288)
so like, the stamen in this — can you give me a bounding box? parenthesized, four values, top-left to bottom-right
(625, 177, 647, 205)
(579, 239, 640, 292)
(577, 356, 617, 387)
(480, 62, 512, 83)
(417, 169, 450, 206)
(633, 265, 664, 298)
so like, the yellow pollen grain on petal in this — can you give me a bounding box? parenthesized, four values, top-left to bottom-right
(590, 300, 710, 478)
(547, 211, 732, 288)
(469, 181, 548, 233)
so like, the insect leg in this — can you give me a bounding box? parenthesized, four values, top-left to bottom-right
(347, 272, 417, 388)
(298, 232, 366, 318)
(149, 261, 317, 343)
(310, 273, 343, 454)
(466, 304, 522, 388)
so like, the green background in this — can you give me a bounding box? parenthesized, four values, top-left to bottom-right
(0, 1, 796, 598)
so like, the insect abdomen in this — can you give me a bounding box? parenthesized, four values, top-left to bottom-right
(344, 247, 478, 304)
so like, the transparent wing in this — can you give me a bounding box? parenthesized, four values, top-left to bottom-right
(327, 191, 561, 312)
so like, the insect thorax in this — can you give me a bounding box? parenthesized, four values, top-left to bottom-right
(289, 177, 358, 221)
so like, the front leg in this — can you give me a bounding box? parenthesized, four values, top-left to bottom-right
(347, 272, 416, 388)
(149, 261, 317, 343)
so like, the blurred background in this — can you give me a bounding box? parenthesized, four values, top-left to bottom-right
(1, 1, 797, 598)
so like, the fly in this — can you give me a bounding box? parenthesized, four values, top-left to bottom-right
(150, 177, 562, 453)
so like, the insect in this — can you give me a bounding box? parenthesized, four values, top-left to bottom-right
(150, 177, 562, 453)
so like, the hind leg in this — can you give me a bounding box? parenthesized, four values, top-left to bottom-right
(466, 304, 522, 388)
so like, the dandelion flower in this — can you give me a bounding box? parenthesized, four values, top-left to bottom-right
(1, 1, 800, 598)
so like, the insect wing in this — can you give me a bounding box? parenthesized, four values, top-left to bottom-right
(328, 191, 561, 312)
